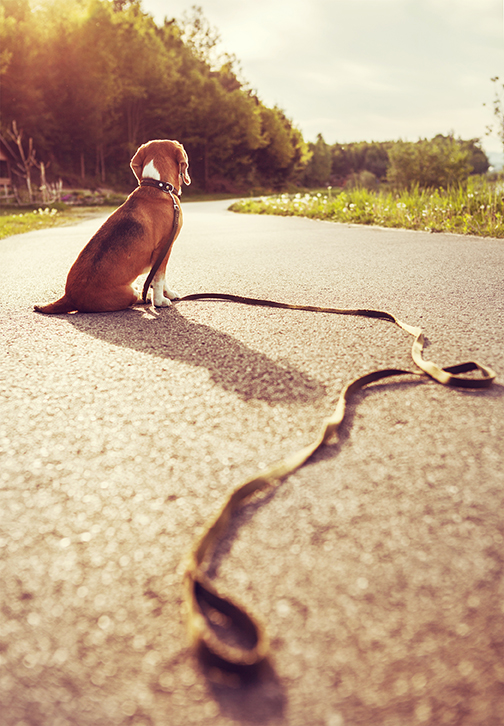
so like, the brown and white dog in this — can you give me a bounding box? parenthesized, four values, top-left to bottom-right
(34, 139, 191, 314)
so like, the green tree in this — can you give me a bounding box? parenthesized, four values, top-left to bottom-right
(46, 1, 120, 179)
(461, 138, 489, 175)
(164, 53, 262, 190)
(330, 141, 391, 184)
(254, 106, 306, 188)
(0, 0, 309, 190)
(363, 142, 390, 179)
(281, 118, 310, 187)
(387, 135, 472, 190)
(304, 133, 331, 187)
(0, 0, 46, 148)
(330, 144, 351, 183)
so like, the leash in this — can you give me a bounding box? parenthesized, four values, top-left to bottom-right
(140, 178, 181, 303)
(173, 292, 496, 674)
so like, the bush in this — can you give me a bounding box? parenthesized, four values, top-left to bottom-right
(387, 135, 473, 190)
(346, 170, 379, 191)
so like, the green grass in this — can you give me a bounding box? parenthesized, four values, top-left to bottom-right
(3, 182, 503, 240)
(0, 205, 116, 240)
(0, 192, 238, 240)
(229, 178, 504, 238)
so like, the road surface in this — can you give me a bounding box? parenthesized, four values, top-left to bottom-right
(1, 200, 503, 725)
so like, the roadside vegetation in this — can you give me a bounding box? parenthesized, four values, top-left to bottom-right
(0, 205, 117, 240)
(230, 177, 504, 238)
(230, 133, 504, 238)
(0, 193, 242, 239)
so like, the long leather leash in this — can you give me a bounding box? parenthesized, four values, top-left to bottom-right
(172, 292, 496, 674)
(140, 178, 181, 304)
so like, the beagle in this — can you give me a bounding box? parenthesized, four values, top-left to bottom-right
(34, 139, 191, 314)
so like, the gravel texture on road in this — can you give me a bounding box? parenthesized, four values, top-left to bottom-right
(1, 201, 503, 726)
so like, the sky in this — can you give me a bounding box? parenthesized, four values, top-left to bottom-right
(142, 0, 504, 162)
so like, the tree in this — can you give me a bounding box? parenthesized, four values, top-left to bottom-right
(0, 0, 46, 147)
(0, 0, 309, 190)
(304, 133, 331, 187)
(7, 120, 37, 201)
(254, 106, 298, 188)
(108, 3, 179, 154)
(484, 76, 504, 155)
(363, 142, 390, 179)
(461, 138, 490, 175)
(387, 136, 472, 190)
(179, 4, 221, 67)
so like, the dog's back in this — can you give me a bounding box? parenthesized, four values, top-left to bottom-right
(34, 199, 147, 313)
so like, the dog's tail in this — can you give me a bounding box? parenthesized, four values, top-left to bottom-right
(34, 295, 76, 314)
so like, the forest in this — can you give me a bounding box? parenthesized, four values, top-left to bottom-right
(0, 0, 491, 194)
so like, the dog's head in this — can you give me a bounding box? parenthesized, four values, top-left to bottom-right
(130, 139, 191, 191)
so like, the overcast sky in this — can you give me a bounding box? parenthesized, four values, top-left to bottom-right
(142, 0, 504, 159)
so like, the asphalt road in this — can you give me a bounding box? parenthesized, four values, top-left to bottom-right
(1, 200, 503, 726)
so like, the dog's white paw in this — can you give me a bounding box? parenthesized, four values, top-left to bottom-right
(153, 294, 172, 307)
(151, 278, 178, 306)
(164, 285, 180, 300)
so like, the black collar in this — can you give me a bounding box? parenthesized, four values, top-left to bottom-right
(140, 178, 180, 196)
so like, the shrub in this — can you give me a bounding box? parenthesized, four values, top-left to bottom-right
(387, 135, 472, 190)
(346, 170, 379, 191)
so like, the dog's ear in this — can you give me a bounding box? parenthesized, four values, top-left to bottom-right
(177, 145, 191, 186)
(180, 160, 191, 186)
(130, 144, 147, 183)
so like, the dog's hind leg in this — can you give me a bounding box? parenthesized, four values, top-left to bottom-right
(104, 285, 142, 311)
(72, 285, 141, 312)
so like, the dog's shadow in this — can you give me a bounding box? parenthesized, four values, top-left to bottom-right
(65, 304, 325, 404)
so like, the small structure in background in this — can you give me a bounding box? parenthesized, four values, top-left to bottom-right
(0, 135, 16, 199)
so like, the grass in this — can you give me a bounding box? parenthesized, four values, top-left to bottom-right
(3, 180, 503, 240)
(0, 205, 116, 240)
(229, 177, 504, 239)
(0, 192, 237, 240)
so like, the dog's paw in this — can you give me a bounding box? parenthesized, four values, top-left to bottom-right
(163, 286, 180, 301)
(153, 295, 172, 307)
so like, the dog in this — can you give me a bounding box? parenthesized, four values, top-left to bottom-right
(34, 139, 191, 314)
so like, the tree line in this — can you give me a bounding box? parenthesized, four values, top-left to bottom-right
(305, 134, 490, 190)
(1, 0, 308, 192)
(0, 0, 491, 194)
